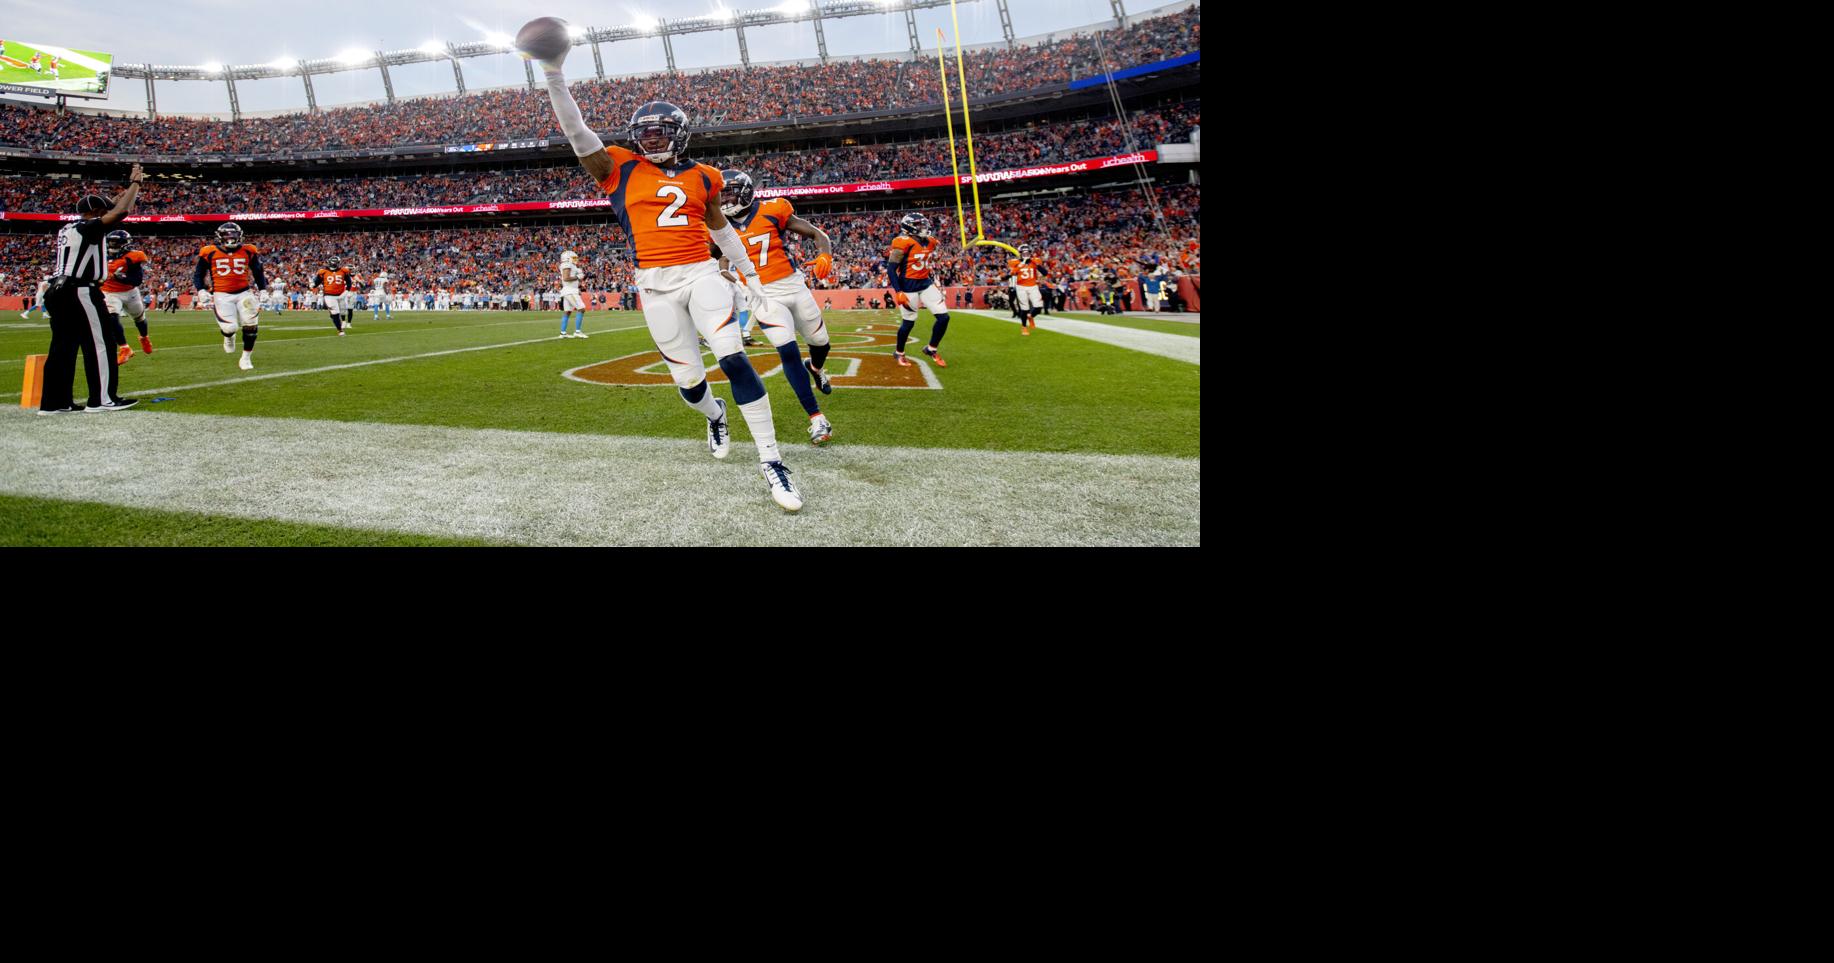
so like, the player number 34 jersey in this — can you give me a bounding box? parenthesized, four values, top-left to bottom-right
(889, 235, 939, 286)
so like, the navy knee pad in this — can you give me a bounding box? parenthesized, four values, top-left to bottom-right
(719, 353, 766, 405)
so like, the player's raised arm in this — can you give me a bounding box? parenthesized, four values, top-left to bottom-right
(536, 48, 612, 184)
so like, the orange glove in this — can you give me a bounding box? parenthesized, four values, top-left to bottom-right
(813, 253, 833, 280)
(894, 292, 910, 307)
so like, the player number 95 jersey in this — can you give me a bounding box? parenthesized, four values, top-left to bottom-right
(597, 144, 725, 270)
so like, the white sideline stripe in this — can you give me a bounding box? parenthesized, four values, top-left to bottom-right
(0, 411, 1201, 547)
(1, 313, 631, 366)
(953, 310, 1201, 365)
(0, 324, 644, 400)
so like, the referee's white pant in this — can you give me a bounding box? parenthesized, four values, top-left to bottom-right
(42, 282, 124, 409)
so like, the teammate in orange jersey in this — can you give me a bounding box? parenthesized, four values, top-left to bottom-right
(710, 168, 836, 446)
(314, 256, 357, 335)
(1008, 244, 1050, 333)
(101, 229, 154, 360)
(886, 212, 950, 367)
(193, 222, 268, 370)
(537, 40, 801, 511)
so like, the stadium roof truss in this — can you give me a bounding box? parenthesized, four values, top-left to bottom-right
(113, 0, 984, 119)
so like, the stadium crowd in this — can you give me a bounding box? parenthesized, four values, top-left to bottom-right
(0, 102, 1195, 214)
(0, 7, 1198, 157)
(2, 184, 1199, 309)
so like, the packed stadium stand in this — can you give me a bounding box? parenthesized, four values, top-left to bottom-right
(2, 3, 1201, 311)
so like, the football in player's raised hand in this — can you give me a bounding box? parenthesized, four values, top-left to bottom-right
(515, 17, 572, 67)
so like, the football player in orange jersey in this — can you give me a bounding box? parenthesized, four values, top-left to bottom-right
(1008, 244, 1049, 334)
(101, 229, 154, 359)
(538, 41, 801, 511)
(711, 169, 837, 446)
(193, 222, 268, 370)
(314, 256, 357, 335)
(886, 213, 950, 367)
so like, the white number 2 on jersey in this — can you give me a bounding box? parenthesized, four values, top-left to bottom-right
(655, 185, 690, 227)
(748, 233, 771, 266)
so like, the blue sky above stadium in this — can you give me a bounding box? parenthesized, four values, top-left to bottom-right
(0, 0, 1182, 115)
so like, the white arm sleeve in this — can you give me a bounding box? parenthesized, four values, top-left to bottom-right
(709, 222, 759, 280)
(543, 66, 605, 158)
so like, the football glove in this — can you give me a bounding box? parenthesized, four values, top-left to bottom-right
(894, 292, 910, 308)
(743, 276, 770, 318)
(813, 253, 833, 280)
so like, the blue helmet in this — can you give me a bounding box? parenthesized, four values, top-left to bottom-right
(629, 101, 690, 163)
(216, 222, 245, 248)
(105, 229, 131, 247)
(719, 169, 754, 217)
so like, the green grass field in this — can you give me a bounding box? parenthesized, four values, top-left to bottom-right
(1, 309, 1200, 546)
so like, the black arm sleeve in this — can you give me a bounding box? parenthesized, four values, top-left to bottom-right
(193, 256, 209, 292)
(248, 252, 268, 291)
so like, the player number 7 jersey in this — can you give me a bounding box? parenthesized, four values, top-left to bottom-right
(727, 197, 801, 284)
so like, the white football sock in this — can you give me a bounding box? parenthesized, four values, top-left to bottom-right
(683, 386, 722, 421)
(739, 397, 780, 463)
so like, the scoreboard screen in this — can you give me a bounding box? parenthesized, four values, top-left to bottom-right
(0, 41, 114, 99)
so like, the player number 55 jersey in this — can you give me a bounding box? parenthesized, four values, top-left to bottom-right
(598, 144, 725, 270)
(200, 243, 260, 294)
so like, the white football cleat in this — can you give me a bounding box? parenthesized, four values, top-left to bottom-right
(809, 415, 833, 446)
(238, 352, 254, 371)
(223, 334, 235, 353)
(761, 460, 802, 512)
(573, 331, 588, 339)
(707, 398, 731, 460)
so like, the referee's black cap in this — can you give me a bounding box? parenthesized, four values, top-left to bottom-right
(76, 195, 110, 214)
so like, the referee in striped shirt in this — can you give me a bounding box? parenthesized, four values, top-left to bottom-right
(39, 164, 147, 414)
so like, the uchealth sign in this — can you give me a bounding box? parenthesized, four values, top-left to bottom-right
(0, 151, 1157, 223)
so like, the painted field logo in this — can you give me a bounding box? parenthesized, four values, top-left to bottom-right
(564, 326, 941, 389)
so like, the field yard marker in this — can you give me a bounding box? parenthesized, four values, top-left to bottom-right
(19, 354, 44, 408)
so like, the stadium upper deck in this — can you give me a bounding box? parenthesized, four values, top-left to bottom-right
(0, 5, 1197, 162)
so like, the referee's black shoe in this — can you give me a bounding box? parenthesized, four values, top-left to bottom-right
(85, 399, 139, 413)
(37, 404, 84, 416)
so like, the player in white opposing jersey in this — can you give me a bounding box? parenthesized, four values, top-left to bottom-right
(22, 275, 52, 319)
(558, 251, 588, 338)
(370, 271, 392, 321)
(269, 278, 286, 313)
